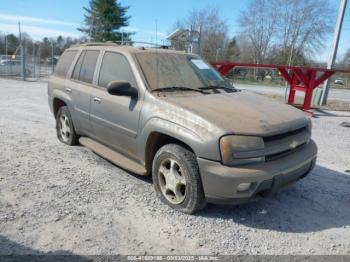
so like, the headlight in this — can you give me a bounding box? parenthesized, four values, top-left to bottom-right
(220, 135, 265, 166)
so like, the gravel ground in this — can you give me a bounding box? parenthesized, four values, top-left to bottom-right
(0, 78, 350, 256)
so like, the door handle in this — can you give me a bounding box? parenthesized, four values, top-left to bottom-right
(93, 97, 102, 104)
(65, 88, 72, 93)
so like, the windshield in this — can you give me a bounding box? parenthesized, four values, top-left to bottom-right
(135, 53, 230, 91)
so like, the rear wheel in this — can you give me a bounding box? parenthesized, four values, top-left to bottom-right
(56, 106, 79, 145)
(152, 144, 206, 214)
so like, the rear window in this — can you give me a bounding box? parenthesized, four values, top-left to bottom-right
(54, 50, 78, 77)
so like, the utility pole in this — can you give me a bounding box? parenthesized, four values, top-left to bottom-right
(320, 0, 347, 105)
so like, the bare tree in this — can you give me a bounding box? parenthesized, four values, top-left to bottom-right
(274, 0, 334, 65)
(238, 0, 277, 64)
(238, 0, 334, 66)
(340, 48, 350, 68)
(171, 6, 229, 61)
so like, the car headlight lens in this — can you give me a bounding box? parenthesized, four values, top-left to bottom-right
(220, 135, 265, 166)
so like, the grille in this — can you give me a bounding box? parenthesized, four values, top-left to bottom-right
(265, 143, 306, 161)
(263, 126, 309, 161)
(263, 126, 307, 143)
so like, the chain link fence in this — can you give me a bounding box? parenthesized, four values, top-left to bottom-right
(0, 43, 57, 81)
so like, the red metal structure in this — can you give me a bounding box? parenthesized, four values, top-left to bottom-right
(211, 62, 349, 114)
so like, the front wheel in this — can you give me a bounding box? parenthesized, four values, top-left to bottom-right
(152, 144, 206, 214)
(56, 106, 79, 145)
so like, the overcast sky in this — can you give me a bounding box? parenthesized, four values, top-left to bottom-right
(0, 0, 349, 62)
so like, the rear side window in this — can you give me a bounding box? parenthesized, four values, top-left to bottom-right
(98, 52, 136, 88)
(54, 50, 77, 77)
(72, 50, 99, 84)
(72, 51, 85, 80)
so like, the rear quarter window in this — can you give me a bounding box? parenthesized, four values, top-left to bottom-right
(54, 50, 78, 78)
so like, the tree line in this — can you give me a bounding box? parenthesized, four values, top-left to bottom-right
(0, 32, 85, 60)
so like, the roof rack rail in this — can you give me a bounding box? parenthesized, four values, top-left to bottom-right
(76, 42, 119, 46)
(113, 41, 168, 47)
(73, 41, 169, 49)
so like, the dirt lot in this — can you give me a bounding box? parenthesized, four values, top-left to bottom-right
(0, 78, 350, 255)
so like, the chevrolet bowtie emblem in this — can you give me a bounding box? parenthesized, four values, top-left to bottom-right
(289, 141, 298, 149)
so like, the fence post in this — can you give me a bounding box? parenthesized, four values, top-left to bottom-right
(32, 42, 36, 78)
(21, 40, 26, 81)
(38, 44, 41, 78)
(51, 42, 54, 74)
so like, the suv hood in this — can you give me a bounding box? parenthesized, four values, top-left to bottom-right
(164, 91, 309, 136)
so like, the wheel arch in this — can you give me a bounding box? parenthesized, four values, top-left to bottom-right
(53, 98, 67, 119)
(144, 131, 196, 175)
(140, 118, 204, 175)
(50, 89, 74, 119)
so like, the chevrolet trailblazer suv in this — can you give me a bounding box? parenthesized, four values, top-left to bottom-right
(48, 43, 317, 214)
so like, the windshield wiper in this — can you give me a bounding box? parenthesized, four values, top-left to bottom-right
(199, 85, 236, 91)
(152, 86, 209, 94)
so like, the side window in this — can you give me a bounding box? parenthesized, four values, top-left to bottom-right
(98, 52, 137, 88)
(72, 50, 99, 84)
(72, 51, 85, 80)
(54, 50, 78, 77)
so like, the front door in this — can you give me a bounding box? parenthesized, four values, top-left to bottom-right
(90, 51, 142, 159)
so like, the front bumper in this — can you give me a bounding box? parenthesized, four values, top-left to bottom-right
(198, 139, 317, 204)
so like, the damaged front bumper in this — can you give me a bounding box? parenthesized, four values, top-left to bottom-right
(197, 139, 317, 205)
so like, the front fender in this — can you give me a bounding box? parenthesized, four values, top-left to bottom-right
(138, 117, 221, 163)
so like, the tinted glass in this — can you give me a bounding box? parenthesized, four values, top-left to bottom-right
(54, 50, 77, 77)
(98, 52, 136, 88)
(79, 50, 99, 84)
(72, 51, 85, 80)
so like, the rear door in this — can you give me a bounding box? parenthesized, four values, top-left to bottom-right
(69, 49, 100, 136)
(90, 51, 142, 159)
(49, 49, 78, 107)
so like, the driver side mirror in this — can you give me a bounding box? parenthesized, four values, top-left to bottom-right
(107, 81, 138, 98)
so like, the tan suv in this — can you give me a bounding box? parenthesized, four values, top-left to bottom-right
(48, 43, 317, 214)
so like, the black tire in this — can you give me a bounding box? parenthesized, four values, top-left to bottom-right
(56, 106, 79, 146)
(152, 144, 206, 214)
